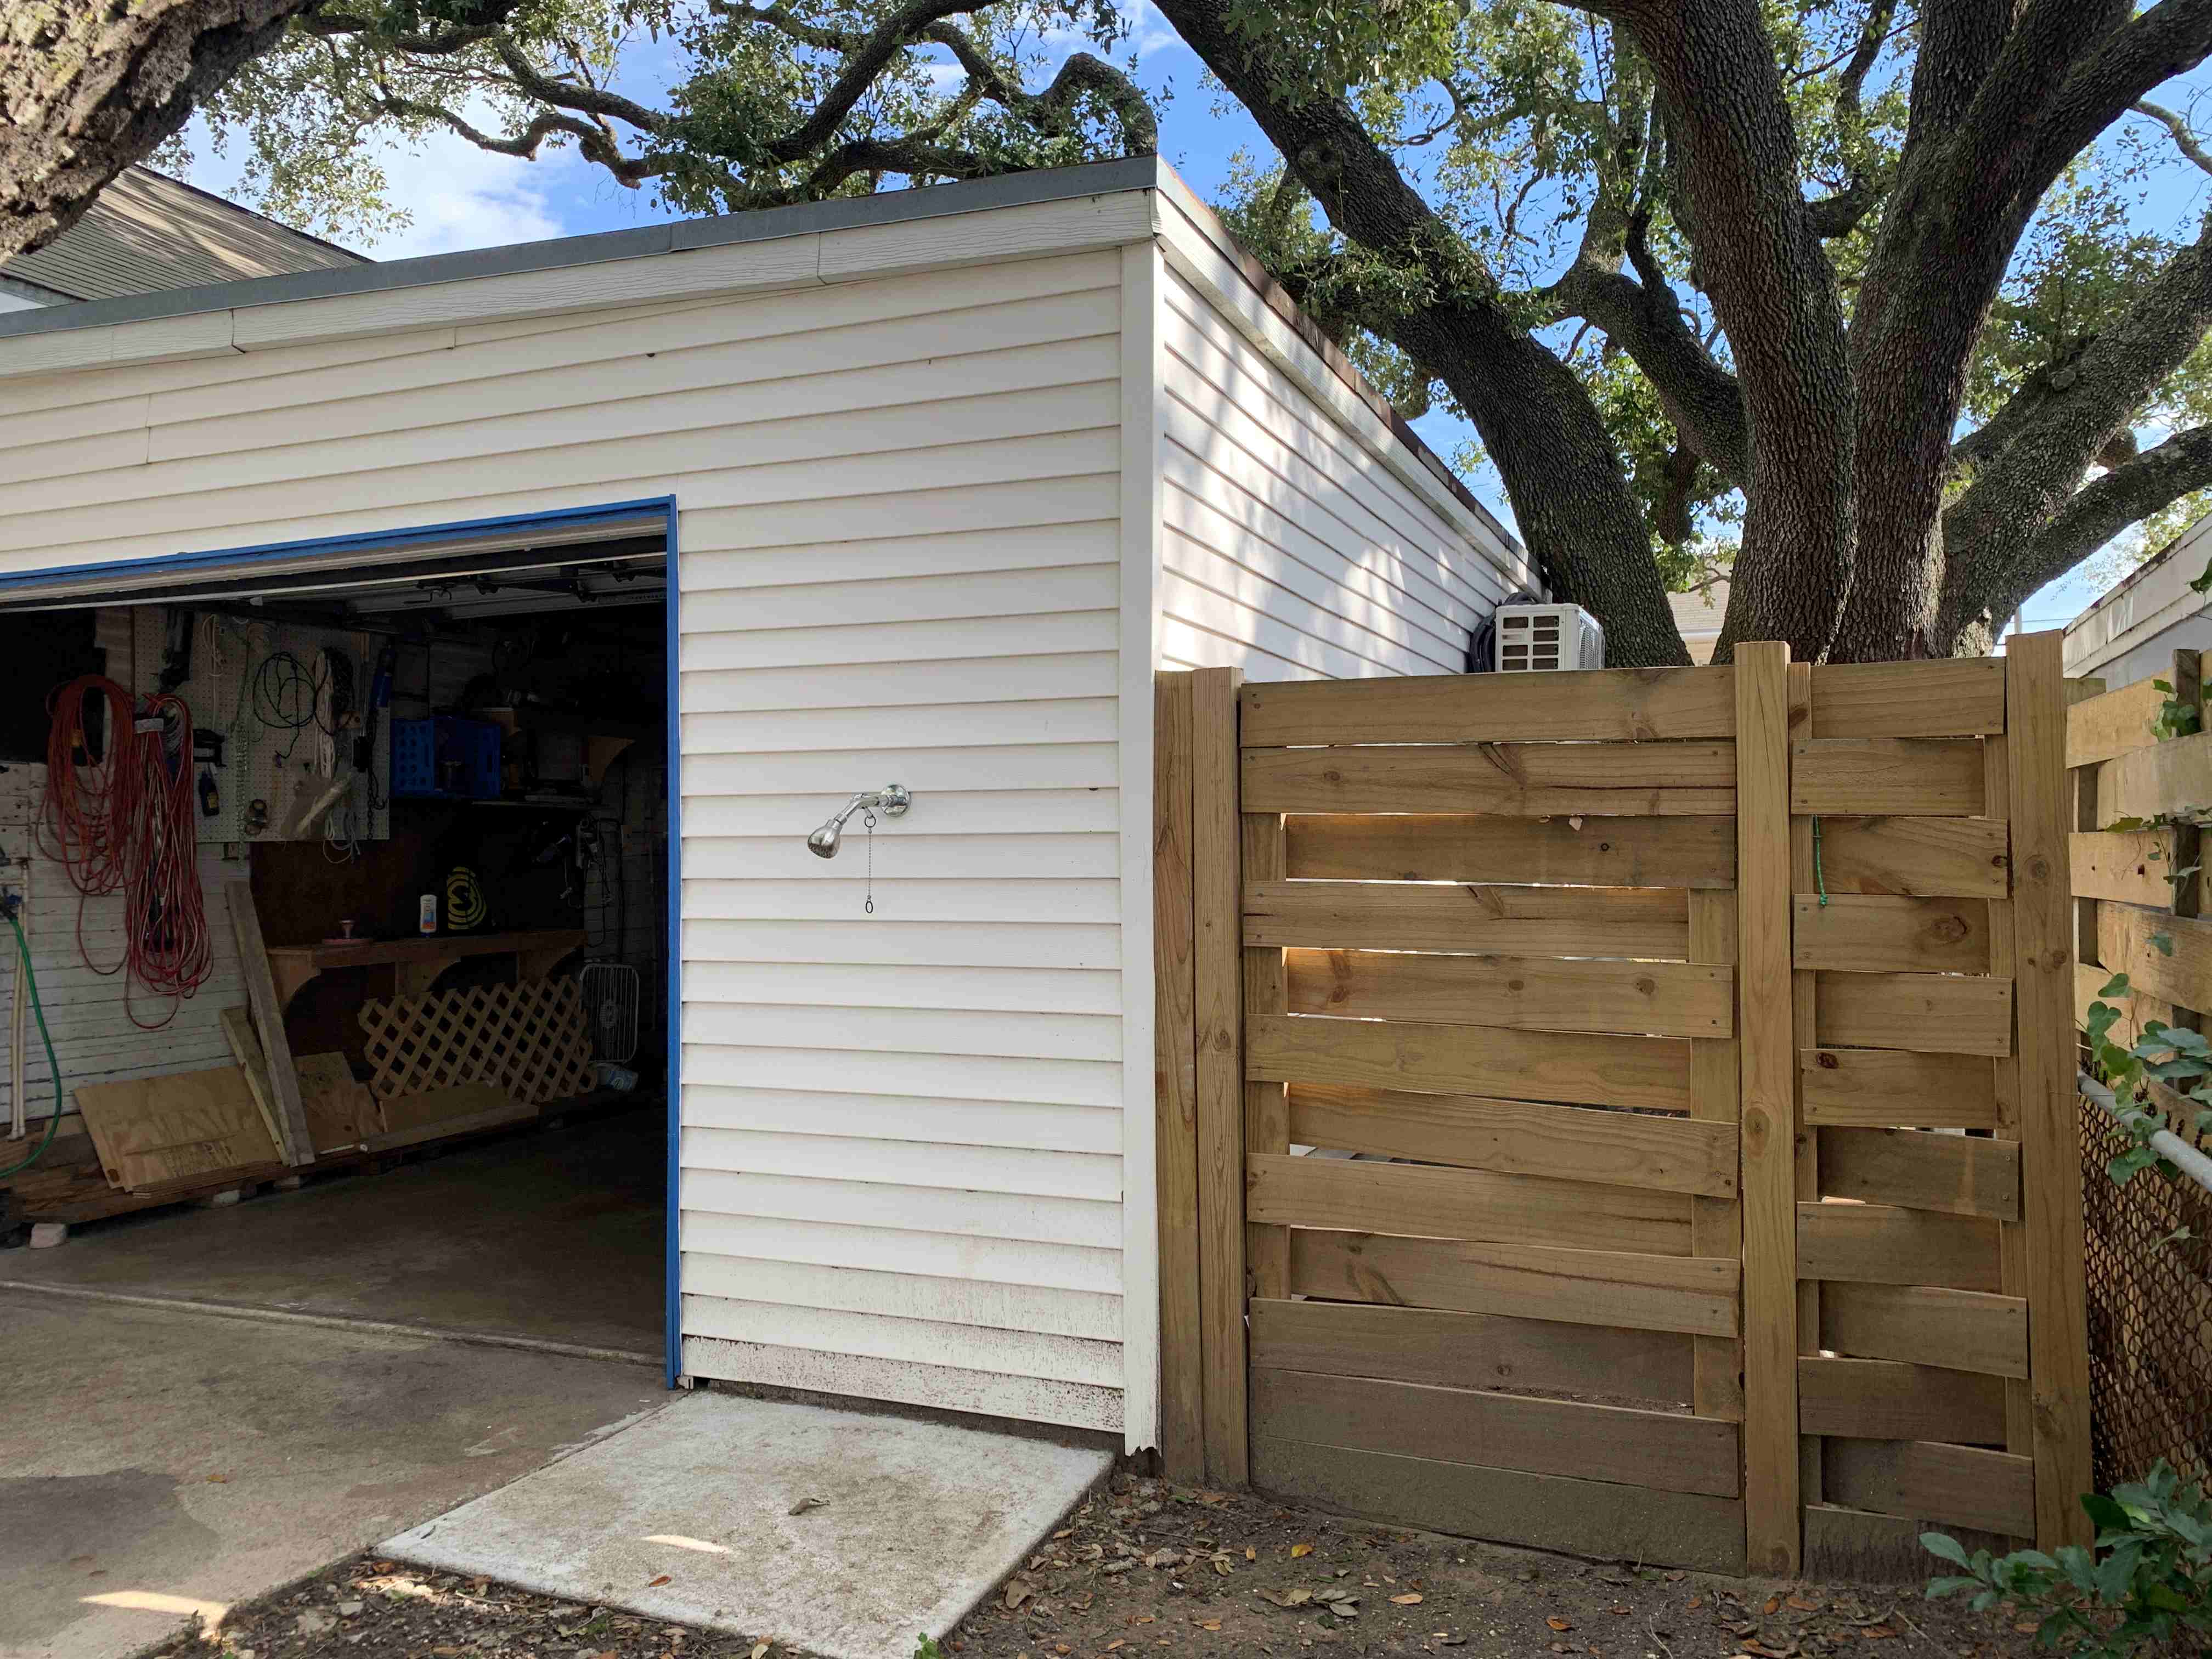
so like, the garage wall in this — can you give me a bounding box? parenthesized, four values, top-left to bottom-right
(0, 238, 1133, 1435)
(672, 247, 1129, 1434)
(0, 608, 251, 1133)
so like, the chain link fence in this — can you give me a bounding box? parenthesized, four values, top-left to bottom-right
(2080, 1094, 2212, 1492)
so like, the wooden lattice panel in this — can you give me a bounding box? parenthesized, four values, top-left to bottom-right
(358, 978, 595, 1105)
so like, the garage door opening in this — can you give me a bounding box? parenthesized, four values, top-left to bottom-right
(0, 505, 674, 1373)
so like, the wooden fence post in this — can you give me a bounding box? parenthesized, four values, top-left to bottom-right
(1735, 641, 1801, 1575)
(1191, 665, 1249, 1486)
(2006, 631, 2095, 1548)
(1153, 670, 1203, 1482)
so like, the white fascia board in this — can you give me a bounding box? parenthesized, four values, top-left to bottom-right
(0, 185, 1158, 381)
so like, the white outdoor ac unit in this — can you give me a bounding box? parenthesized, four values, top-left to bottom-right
(1492, 603, 1606, 672)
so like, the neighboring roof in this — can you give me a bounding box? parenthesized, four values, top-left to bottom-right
(0, 167, 363, 303)
(0, 155, 1521, 562)
(1669, 584, 1728, 636)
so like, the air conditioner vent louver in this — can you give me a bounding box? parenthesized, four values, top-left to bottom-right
(1492, 603, 1605, 673)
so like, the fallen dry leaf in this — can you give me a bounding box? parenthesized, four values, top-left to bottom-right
(1686, 1598, 1704, 1611)
(2013, 1623, 2040, 1635)
(1244, 1548, 1256, 1561)
(1290, 1543, 1314, 1559)
(1106, 1643, 1125, 1651)
(749, 1644, 769, 1659)
(788, 1497, 827, 1516)
(1547, 1617, 1573, 1632)
(1860, 1626, 1896, 1640)
(1005, 1582, 1034, 1611)
(1198, 1621, 1221, 1632)
(1391, 1594, 1424, 1605)
(647, 1575, 672, 1587)
(1787, 1596, 1822, 1612)
(1606, 1605, 1630, 1616)
(1764, 1597, 1782, 1616)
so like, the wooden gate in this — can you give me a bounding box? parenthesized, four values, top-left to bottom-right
(1154, 637, 2090, 1577)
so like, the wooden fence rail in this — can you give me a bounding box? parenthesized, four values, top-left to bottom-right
(1155, 638, 2091, 1577)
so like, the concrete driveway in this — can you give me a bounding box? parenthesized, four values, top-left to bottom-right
(0, 1288, 670, 1659)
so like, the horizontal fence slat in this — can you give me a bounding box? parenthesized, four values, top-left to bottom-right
(2094, 728, 2212, 826)
(1244, 882, 1689, 958)
(2097, 902, 2212, 1013)
(1792, 895, 1991, 974)
(1285, 814, 1735, 888)
(1798, 1355, 2009, 1443)
(1801, 816, 2011, 900)
(1822, 1437, 2036, 1540)
(2069, 830, 2174, 909)
(1242, 744, 1734, 817)
(1284, 949, 1734, 1039)
(1818, 1126, 2022, 1221)
(2067, 675, 2170, 770)
(1240, 669, 1737, 747)
(1250, 1436, 1747, 1576)
(1820, 1282, 2029, 1379)
(1248, 1151, 1695, 1255)
(1791, 739, 1986, 816)
(1288, 1227, 1739, 1338)
(1248, 1013, 1693, 1111)
(1249, 1296, 1695, 1401)
(1797, 1200, 2005, 1291)
(1808, 659, 2006, 738)
(1251, 1366, 1741, 1497)
(1799, 1047, 2001, 1128)
(1286, 1082, 1740, 1197)
(1813, 971, 2014, 1057)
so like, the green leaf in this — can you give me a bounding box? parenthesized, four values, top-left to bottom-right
(2100, 973, 2134, 998)
(1921, 1532, 1972, 1568)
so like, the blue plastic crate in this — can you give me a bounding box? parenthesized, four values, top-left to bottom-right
(390, 716, 501, 799)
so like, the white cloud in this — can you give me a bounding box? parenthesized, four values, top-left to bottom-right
(175, 106, 585, 259)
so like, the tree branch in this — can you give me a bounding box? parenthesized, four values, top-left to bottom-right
(2135, 98, 2212, 178)
(1943, 214, 2212, 634)
(1993, 424, 2212, 617)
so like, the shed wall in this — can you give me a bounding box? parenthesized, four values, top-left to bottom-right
(1149, 215, 1528, 681)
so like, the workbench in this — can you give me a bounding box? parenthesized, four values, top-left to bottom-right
(266, 928, 586, 1009)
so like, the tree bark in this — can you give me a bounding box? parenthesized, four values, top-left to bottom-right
(1613, 0, 1855, 661)
(1, 0, 323, 263)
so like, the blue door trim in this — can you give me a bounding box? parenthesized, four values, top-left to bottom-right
(0, 499, 687, 1388)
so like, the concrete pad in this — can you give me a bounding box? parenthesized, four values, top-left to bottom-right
(3, 1111, 664, 1356)
(382, 1390, 1113, 1659)
(0, 1288, 669, 1659)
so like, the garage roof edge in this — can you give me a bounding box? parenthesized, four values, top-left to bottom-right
(0, 155, 1160, 340)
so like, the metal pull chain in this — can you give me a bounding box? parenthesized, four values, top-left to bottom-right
(862, 806, 877, 915)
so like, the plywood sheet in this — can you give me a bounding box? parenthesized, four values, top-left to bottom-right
(73, 1065, 279, 1191)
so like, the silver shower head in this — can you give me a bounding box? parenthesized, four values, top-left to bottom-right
(804, 785, 911, 858)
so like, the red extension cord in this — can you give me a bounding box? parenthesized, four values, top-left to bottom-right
(38, 675, 213, 1029)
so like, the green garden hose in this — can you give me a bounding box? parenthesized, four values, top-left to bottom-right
(0, 909, 64, 1178)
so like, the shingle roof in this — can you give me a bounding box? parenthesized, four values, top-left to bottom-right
(1, 167, 364, 302)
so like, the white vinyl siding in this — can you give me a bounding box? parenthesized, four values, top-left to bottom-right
(1149, 208, 1531, 681)
(668, 246, 1127, 1434)
(0, 242, 1132, 1436)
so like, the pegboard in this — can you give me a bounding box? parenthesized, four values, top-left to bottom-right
(129, 612, 391, 847)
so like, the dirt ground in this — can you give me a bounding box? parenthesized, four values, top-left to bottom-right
(149, 1474, 2045, 1659)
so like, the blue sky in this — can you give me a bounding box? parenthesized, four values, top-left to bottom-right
(175, 9, 2212, 641)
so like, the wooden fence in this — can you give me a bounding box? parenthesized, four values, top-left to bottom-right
(1154, 636, 2090, 1577)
